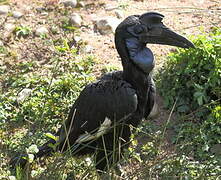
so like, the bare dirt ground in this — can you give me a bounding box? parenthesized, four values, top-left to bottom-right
(0, 0, 221, 179)
(78, 0, 220, 70)
(2, 0, 220, 72)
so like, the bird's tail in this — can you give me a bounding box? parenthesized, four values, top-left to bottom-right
(35, 138, 57, 158)
(10, 136, 57, 169)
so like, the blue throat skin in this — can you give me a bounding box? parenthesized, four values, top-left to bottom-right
(126, 37, 155, 74)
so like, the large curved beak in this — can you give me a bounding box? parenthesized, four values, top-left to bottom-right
(140, 25, 195, 49)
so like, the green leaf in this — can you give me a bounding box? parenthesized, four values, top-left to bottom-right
(45, 132, 58, 141)
(48, 142, 59, 151)
(26, 144, 39, 154)
(202, 144, 209, 152)
(193, 91, 204, 106)
(197, 96, 203, 106)
(133, 153, 142, 163)
(27, 154, 35, 163)
(177, 104, 189, 113)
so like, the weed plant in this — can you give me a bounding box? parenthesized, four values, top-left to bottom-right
(155, 28, 221, 179)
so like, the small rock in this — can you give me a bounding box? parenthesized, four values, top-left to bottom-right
(35, 26, 49, 36)
(80, 45, 93, 54)
(17, 88, 32, 103)
(0, 5, 10, 15)
(69, 13, 82, 27)
(73, 35, 82, 43)
(21, 4, 32, 12)
(28, 132, 33, 136)
(76, 1, 85, 8)
(115, 10, 124, 19)
(96, 17, 121, 35)
(105, 5, 118, 11)
(0, 40, 3, 46)
(36, 7, 47, 13)
(8, 176, 16, 180)
(40, 12, 49, 16)
(61, 0, 77, 8)
(12, 11, 23, 18)
(4, 23, 15, 32)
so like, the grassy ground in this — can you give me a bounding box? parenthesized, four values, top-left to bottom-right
(0, 0, 221, 179)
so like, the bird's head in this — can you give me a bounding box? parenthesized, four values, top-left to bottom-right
(115, 12, 194, 74)
(117, 12, 195, 48)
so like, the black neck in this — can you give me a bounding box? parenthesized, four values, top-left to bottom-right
(115, 32, 149, 117)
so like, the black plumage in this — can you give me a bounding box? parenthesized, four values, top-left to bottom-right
(11, 12, 194, 174)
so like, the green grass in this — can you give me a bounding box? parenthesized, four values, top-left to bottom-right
(155, 28, 221, 179)
(0, 36, 98, 179)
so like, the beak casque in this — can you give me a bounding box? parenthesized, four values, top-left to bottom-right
(139, 12, 195, 49)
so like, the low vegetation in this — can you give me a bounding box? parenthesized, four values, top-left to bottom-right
(0, 38, 97, 179)
(155, 28, 221, 179)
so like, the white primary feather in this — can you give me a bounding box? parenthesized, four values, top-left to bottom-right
(76, 117, 112, 143)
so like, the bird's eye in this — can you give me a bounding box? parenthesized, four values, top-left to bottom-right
(134, 25, 145, 34)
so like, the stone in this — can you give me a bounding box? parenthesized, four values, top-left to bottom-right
(21, 4, 32, 12)
(4, 23, 15, 32)
(8, 176, 16, 180)
(80, 45, 93, 54)
(36, 7, 47, 13)
(35, 26, 49, 36)
(12, 11, 23, 18)
(73, 35, 82, 43)
(115, 10, 124, 19)
(0, 40, 3, 46)
(105, 5, 118, 11)
(40, 12, 49, 16)
(96, 17, 121, 35)
(69, 13, 82, 27)
(28, 132, 33, 136)
(61, 0, 77, 8)
(0, 5, 10, 15)
(76, 1, 85, 8)
(17, 88, 32, 103)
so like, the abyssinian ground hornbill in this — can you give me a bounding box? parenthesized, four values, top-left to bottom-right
(11, 12, 194, 175)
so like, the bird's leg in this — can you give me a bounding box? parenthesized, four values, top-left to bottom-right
(96, 139, 128, 179)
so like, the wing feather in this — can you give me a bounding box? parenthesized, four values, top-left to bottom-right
(58, 79, 138, 149)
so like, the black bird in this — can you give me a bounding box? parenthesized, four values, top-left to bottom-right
(11, 12, 194, 175)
